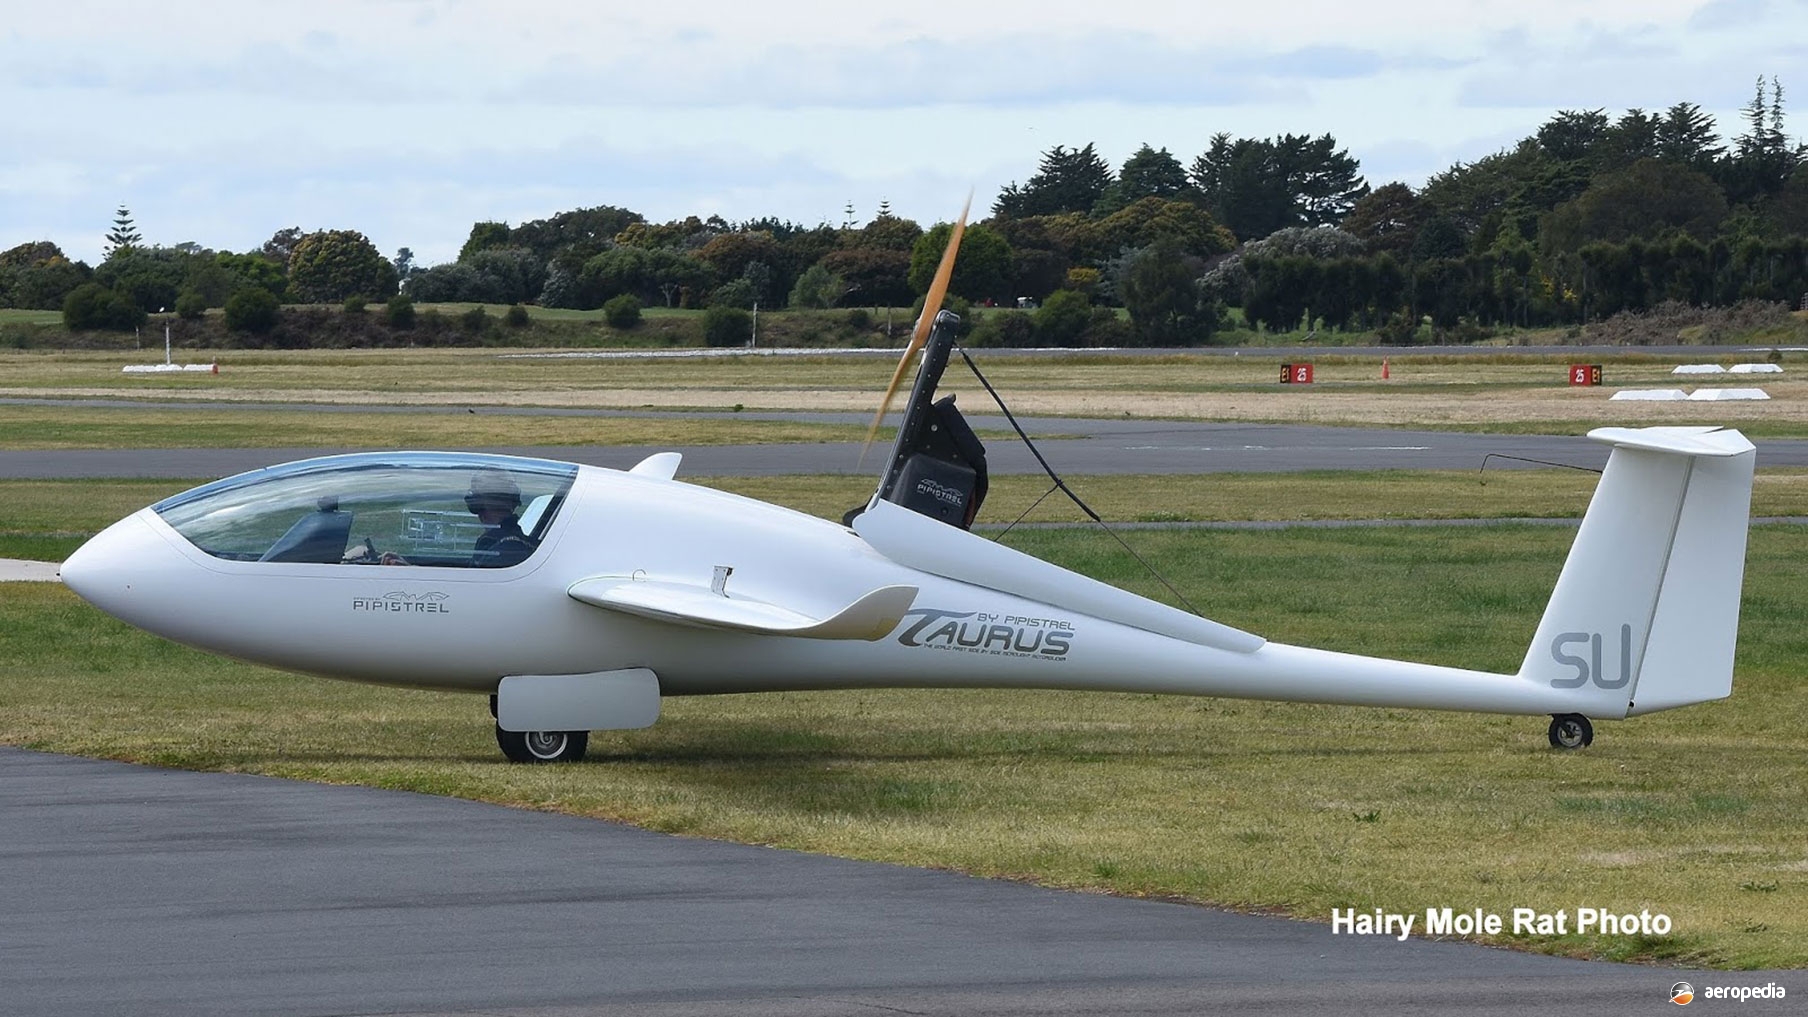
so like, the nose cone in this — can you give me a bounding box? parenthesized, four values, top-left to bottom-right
(60, 511, 185, 626)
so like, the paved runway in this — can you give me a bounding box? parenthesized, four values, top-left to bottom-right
(2, 748, 1790, 1017)
(8, 419, 1807, 479)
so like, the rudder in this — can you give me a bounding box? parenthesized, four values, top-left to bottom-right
(1517, 426, 1755, 718)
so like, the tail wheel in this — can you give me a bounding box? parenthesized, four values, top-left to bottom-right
(1547, 714, 1594, 750)
(496, 725, 589, 764)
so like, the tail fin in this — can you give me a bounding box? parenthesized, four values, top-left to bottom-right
(1517, 426, 1755, 718)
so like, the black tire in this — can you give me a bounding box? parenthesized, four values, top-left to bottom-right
(495, 725, 589, 764)
(1547, 714, 1594, 750)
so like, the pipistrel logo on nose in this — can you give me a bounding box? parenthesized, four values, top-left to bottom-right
(1670, 981, 1694, 1005)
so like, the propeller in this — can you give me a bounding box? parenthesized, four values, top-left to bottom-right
(860, 195, 970, 464)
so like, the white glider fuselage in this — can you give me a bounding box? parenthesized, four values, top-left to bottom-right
(62, 423, 1756, 729)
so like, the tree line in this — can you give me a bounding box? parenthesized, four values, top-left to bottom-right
(3, 76, 1804, 344)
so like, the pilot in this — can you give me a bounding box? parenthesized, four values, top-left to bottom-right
(465, 469, 536, 568)
(376, 469, 537, 568)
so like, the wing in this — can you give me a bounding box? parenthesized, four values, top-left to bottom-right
(568, 577, 917, 641)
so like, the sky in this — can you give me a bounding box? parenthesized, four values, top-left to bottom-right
(1, 0, 1803, 266)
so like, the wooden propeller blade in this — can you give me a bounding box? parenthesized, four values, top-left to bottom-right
(861, 196, 971, 463)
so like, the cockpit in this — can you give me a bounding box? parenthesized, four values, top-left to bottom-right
(151, 452, 578, 568)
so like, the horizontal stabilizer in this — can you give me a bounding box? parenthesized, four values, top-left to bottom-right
(1587, 425, 1755, 457)
(569, 576, 917, 641)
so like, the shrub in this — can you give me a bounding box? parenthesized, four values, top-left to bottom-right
(461, 305, 490, 333)
(966, 311, 1036, 348)
(386, 295, 416, 329)
(343, 295, 368, 313)
(62, 283, 145, 331)
(504, 303, 530, 327)
(174, 290, 208, 320)
(843, 307, 872, 329)
(708, 278, 756, 309)
(1035, 289, 1093, 347)
(703, 305, 753, 347)
(603, 294, 642, 328)
(223, 287, 280, 332)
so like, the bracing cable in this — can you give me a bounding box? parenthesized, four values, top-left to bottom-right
(955, 346, 1205, 618)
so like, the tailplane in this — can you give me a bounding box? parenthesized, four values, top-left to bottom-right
(1517, 426, 1755, 718)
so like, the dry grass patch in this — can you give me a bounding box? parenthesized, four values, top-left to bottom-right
(5, 349, 1805, 435)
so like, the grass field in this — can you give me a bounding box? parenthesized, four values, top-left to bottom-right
(3, 346, 1804, 436)
(3, 520, 1804, 969)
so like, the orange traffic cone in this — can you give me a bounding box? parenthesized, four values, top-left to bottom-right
(1381, 358, 1390, 380)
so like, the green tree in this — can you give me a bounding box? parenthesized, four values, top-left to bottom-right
(1419, 140, 1554, 242)
(1539, 159, 1728, 255)
(1411, 215, 1467, 261)
(464, 247, 547, 304)
(458, 221, 513, 262)
(788, 263, 846, 309)
(63, 283, 144, 330)
(511, 205, 644, 262)
(576, 246, 713, 309)
(223, 287, 280, 332)
(696, 231, 781, 288)
(215, 252, 287, 299)
(992, 144, 1115, 218)
(1536, 109, 1611, 164)
(261, 227, 304, 270)
(907, 223, 1013, 303)
(1656, 102, 1724, 170)
(288, 230, 397, 303)
(1600, 109, 1661, 171)
(1119, 240, 1212, 345)
(0, 241, 62, 268)
(1341, 182, 1427, 259)
(1094, 198, 1235, 259)
(8, 256, 90, 310)
(181, 255, 236, 308)
(174, 290, 208, 320)
(1721, 75, 1804, 204)
(1095, 144, 1191, 214)
(95, 247, 187, 312)
(1192, 133, 1367, 239)
(104, 206, 142, 257)
(819, 248, 913, 307)
(1761, 170, 1808, 238)
(1034, 288, 1094, 346)
(850, 213, 924, 252)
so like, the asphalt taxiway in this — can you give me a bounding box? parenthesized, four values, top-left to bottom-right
(5, 416, 1807, 479)
(2, 748, 1792, 1017)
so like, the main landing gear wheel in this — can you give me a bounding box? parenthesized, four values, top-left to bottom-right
(495, 725, 589, 764)
(489, 694, 588, 763)
(1547, 713, 1594, 750)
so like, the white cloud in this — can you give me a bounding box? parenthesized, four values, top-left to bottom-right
(0, 0, 1798, 265)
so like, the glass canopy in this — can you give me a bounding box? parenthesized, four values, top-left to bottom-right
(153, 452, 578, 568)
